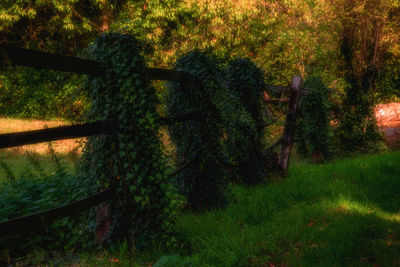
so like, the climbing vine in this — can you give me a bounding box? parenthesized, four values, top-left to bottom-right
(296, 75, 332, 161)
(224, 58, 267, 184)
(166, 50, 228, 210)
(79, 33, 177, 248)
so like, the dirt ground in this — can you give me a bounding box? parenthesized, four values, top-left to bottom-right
(374, 103, 400, 149)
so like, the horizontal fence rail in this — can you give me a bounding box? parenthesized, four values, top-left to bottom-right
(0, 45, 101, 75)
(0, 45, 307, 95)
(0, 111, 206, 149)
(0, 120, 115, 149)
(0, 189, 113, 237)
(0, 45, 189, 82)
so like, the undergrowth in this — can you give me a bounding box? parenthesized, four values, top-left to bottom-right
(0, 144, 91, 262)
(4, 151, 400, 266)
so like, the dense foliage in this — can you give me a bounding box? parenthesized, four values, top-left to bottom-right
(296, 75, 332, 161)
(224, 58, 267, 184)
(0, 0, 128, 53)
(79, 33, 178, 248)
(0, 69, 86, 120)
(332, 0, 397, 153)
(166, 50, 228, 210)
(0, 150, 90, 256)
(0, 0, 129, 120)
(1, 1, 399, 263)
(1, 0, 399, 154)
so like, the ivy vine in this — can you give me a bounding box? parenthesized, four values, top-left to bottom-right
(79, 33, 177, 248)
(224, 58, 267, 184)
(296, 75, 332, 161)
(166, 50, 228, 211)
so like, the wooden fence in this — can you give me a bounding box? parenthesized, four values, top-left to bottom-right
(0, 45, 304, 237)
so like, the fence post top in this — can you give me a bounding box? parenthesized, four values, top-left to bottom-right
(291, 76, 302, 91)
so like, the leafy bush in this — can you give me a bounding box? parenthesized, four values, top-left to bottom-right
(0, 149, 91, 257)
(79, 33, 178, 248)
(336, 94, 385, 154)
(296, 75, 333, 161)
(224, 58, 267, 184)
(166, 50, 228, 210)
(0, 68, 88, 120)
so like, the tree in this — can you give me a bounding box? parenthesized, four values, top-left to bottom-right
(0, 0, 131, 119)
(0, 0, 129, 53)
(329, 0, 400, 151)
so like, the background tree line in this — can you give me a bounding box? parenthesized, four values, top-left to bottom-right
(1, 0, 399, 152)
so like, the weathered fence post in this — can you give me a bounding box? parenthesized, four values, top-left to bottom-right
(278, 76, 302, 176)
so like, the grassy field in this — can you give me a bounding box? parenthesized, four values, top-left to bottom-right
(16, 151, 399, 266)
(172, 151, 400, 266)
(3, 118, 400, 266)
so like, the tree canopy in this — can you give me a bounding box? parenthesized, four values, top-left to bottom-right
(1, 0, 399, 151)
(0, 0, 128, 53)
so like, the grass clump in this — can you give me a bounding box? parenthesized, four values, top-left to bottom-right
(0, 147, 91, 261)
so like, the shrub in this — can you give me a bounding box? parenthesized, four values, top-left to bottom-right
(296, 75, 332, 161)
(0, 149, 91, 257)
(224, 58, 267, 184)
(0, 68, 87, 120)
(166, 50, 228, 210)
(79, 33, 178, 248)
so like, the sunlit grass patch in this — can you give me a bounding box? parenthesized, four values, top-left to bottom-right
(176, 151, 400, 266)
(0, 151, 78, 183)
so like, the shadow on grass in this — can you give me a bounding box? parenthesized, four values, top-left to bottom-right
(175, 152, 400, 266)
(283, 198, 400, 266)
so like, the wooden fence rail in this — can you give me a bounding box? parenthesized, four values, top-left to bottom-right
(0, 120, 114, 149)
(0, 45, 101, 75)
(0, 45, 190, 82)
(0, 189, 113, 236)
(0, 111, 205, 149)
(0, 45, 303, 95)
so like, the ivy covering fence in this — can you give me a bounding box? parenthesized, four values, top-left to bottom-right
(0, 33, 333, 254)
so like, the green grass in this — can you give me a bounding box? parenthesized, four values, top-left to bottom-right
(8, 151, 400, 266)
(0, 151, 78, 183)
(0, 117, 81, 182)
(172, 151, 400, 266)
